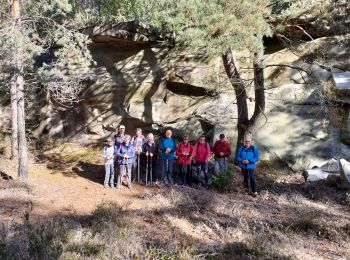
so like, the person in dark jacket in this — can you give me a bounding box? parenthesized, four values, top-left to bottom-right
(175, 134, 193, 185)
(191, 135, 211, 189)
(115, 134, 135, 190)
(237, 136, 259, 197)
(114, 125, 126, 148)
(142, 133, 157, 185)
(213, 133, 231, 175)
(114, 124, 126, 184)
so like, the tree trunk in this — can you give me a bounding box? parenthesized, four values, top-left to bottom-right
(246, 52, 266, 134)
(12, 0, 28, 181)
(222, 49, 249, 164)
(10, 77, 18, 160)
(222, 50, 266, 164)
(17, 73, 28, 181)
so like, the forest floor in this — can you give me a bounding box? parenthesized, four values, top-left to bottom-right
(0, 140, 350, 259)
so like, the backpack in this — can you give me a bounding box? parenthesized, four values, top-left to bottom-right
(241, 145, 256, 158)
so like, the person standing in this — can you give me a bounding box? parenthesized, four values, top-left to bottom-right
(103, 138, 115, 188)
(237, 136, 259, 197)
(159, 129, 177, 186)
(142, 133, 157, 185)
(114, 125, 126, 148)
(175, 134, 193, 185)
(131, 128, 145, 182)
(114, 124, 126, 185)
(192, 135, 211, 189)
(213, 133, 231, 175)
(116, 135, 135, 190)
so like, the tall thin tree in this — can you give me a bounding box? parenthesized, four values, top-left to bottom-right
(12, 0, 28, 180)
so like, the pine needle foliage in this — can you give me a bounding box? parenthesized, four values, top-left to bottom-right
(0, 0, 93, 104)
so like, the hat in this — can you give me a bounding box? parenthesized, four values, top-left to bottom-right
(119, 125, 125, 129)
(219, 133, 225, 139)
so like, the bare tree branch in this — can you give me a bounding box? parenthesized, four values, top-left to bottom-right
(286, 25, 314, 41)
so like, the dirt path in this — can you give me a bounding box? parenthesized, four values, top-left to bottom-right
(27, 163, 160, 219)
(0, 149, 160, 225)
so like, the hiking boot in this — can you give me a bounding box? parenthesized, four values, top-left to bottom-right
(243, 191, 248, 196)
(252, 192, 258, 197)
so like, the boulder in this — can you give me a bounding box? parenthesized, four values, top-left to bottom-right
(320, 158, 340, 173)
(311, 64, 332, 82)
(339, 159, 350, 187)
(305, 168, 331, 182)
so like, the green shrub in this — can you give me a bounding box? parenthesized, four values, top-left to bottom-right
(212, 168, 236, 193)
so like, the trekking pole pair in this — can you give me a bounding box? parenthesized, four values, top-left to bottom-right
(137, 152, 140, 183)
(145, 153, 153, 186)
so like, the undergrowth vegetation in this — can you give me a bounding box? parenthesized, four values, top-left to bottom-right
(0, 145, 349, 259)
(212, 167, 237, 193)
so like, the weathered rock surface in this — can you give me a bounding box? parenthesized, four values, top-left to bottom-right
(255, 35, 350, 170)
(304, 159, 341, 183)
(1, 21, 350, 171)
(306, 168, 331, 182)
(320, 159, 340, 173)
(339, 159, 350, 187)
(33, 23, 236, 144)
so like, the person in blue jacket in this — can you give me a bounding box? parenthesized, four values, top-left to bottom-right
(237, 136, 259, 197)
(115, 134, 135, 190)
(159, 129, 177, 186)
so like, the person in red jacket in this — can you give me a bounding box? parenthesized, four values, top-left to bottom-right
(175, 134, 193, 185)
(213, 133, 231, 175)
(192, 135, 211, 189)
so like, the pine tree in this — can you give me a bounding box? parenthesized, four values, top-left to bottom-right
(0, 0, 92, 180)
(93, 0, 272, 162)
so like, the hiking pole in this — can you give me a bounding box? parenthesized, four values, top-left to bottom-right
(166, 156, 169, 185)
(145, 154, 149, 186)
(137, 153, 140, 183)
(182, 163, 186, 185)
(150, 155, 153, 186)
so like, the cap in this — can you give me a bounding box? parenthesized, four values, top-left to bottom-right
(119, 125, 125, 129)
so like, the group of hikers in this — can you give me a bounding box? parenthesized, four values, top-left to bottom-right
(103, 124, 260, 196)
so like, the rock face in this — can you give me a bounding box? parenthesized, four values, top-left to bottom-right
(255, 35, 350, 170)
(34, 22, 236, 145)
(339, 159, 350, 187)
(1, 21, 350, 171)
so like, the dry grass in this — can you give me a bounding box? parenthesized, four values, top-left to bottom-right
(0, 143, 349, 259)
